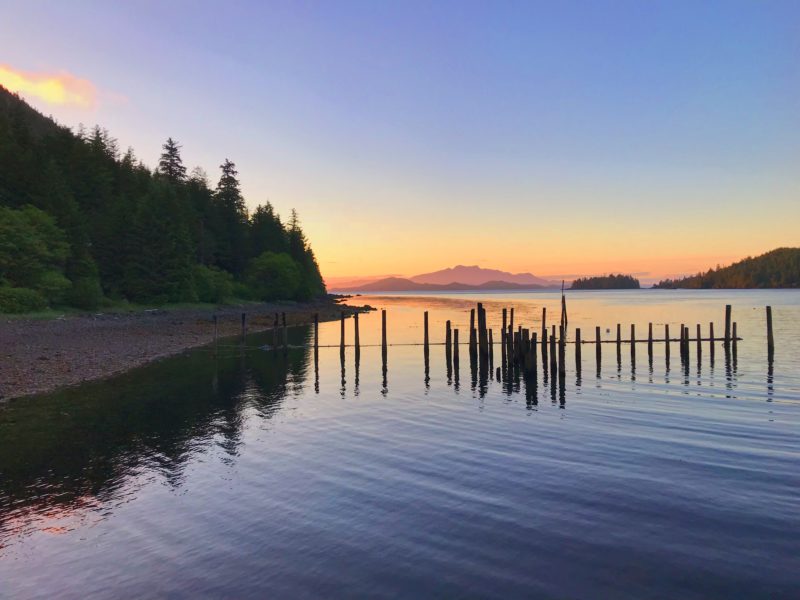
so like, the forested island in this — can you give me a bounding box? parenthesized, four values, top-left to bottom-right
(0, 86, 325, 313)
(654, 248, 800, 289)
(570, 274, 640, 290)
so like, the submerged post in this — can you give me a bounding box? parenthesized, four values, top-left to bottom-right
(724, 305, 732, 345)
(766, 306, 774, 358)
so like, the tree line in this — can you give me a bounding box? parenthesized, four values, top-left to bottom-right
(570, 274, 640, 290)
(0, 87, 325, 312)
(654, 248, 800, 289)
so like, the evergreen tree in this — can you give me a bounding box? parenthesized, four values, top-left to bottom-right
(158, 137, 187, 183)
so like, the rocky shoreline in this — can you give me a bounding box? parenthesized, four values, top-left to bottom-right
(0, 299, 366, 401)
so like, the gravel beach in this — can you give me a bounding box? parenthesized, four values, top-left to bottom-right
(0, 300, 366, 401)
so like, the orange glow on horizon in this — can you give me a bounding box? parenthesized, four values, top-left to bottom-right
(0, 64, 96, 108)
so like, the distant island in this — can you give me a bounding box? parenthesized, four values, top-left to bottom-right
(571, 274, 640, 290)
(654, 248, 800, 289)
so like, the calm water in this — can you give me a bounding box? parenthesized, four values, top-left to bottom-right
(1, 290, 799, 599)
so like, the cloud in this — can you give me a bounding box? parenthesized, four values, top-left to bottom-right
(0, 64, 97, 108)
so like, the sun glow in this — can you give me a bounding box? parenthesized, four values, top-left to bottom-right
(0, 64, 96, 108)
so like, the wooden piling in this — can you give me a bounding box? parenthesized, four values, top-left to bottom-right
(340, 311, 345, 349)
(664, 324, 670, 361)
(314, 313, 319, 349)
(489, 329, 494, 363)
(732, 322, 738, 349)
(549, 330, 557, 375)
(241, 312, 247, 339)
(724, 305, 732, 344)
(541, 307, 546, 339)
(354, 312, 360, 349)
(445, 320, 452, 352)
(469, 308, 477, 354)
(502, 308, 507, 345)
(575, 328, 582, 371)
(616, 324, 621, 352)
(282, 312, 287, 347)
(453, 328, 459, 363)
(558, 325, 566, 381)
(766, 306, 774, 358)
(696, 324, 701, 358)
(630, 324, 636, 362)
(510, 308, 515, 334)
(595, 326, 601, 365)
(381, 309, 387, 354)
(647, 323, 653, 358)
(213, 314, 218, 344)
(478, 303, 488, 358)
(423, 311, 429, 349)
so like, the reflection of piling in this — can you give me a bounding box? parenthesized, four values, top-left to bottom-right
(724, 305, 732, 345)
(766, 306, 774, 359)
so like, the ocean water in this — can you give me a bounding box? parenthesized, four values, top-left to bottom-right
(1, 290, 798, 599)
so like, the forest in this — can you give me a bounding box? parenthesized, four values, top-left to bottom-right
(0, 86, 325, 313)
(570, 274, 640, 290)
(654, 248, 800, 289)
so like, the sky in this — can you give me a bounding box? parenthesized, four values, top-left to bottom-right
(1, 0, 798, 283)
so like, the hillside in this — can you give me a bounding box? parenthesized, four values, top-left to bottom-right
(654, 248, 800, 289)
(0, 85, 325, 312)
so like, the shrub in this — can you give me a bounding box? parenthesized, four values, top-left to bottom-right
(245, 252, 302, 301)
(192, 265, 234, 303)
(36, 270, 72, 304)
(0, 286, 48, 313)
(67, 278, 104, 310)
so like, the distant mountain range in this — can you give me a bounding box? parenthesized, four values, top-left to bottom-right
(330, 265, 560, 292)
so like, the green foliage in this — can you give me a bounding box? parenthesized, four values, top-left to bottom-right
(192, 264, 233, 303)
(654, 248, 800, 289)
(0, 205, 69, 288)
(246, 251, 302, 301)
(68, 277, 104, 310)
(571, 274, 640, 290)
(0, 86, 327, 313)
(0, 286, 47, 313)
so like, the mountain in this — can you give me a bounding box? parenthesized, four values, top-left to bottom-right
(411, 265, 554, 286)
(654, 248, 800, 289)
(333, 277, 552, 293)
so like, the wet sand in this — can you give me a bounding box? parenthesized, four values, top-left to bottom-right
(0, 299, 367, 401)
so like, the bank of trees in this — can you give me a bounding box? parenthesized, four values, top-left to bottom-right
(0, 87, 325, 312)
(571, 274, 640, 290)
(654, 248, 800, 289)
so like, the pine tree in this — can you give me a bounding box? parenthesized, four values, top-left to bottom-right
(158, 137, 187, 183)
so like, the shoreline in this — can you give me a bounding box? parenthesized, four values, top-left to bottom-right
(1, 299, 369, 402)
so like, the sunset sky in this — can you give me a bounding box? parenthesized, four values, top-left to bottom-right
(2, 1, 798, 282)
